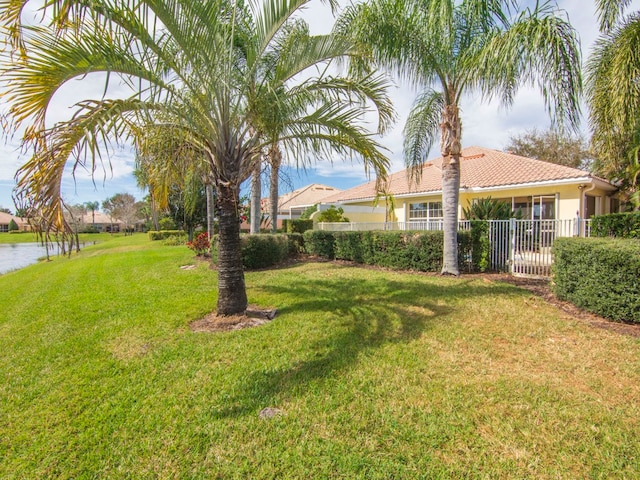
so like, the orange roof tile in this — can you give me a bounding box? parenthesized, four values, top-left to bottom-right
(321, 146, 612, 203)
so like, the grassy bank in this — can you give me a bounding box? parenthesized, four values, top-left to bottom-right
(0, 231, 117, 244)
(1, 236, 639, 478)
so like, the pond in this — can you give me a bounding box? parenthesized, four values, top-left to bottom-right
(0, 243, 60, 275)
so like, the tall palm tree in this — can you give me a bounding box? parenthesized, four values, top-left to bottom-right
(587, 0, 640, 207)
(341, 0, 581, 274)
(0, 0, 393, 315)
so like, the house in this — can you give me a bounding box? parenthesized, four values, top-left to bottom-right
(0, 212, 30, 232)
(79, 211, 124, 233)
(317, 146, 618, 225)
(248, 183, 342, 230)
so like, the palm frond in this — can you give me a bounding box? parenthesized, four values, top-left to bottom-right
(403, 89, 444, 180)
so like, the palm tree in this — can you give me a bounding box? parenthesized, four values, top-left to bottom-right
(84, 201, 99, 230)
(341, 0, 581, 274)
(587, 0, 640, 207)
(0, 0, 393, 315)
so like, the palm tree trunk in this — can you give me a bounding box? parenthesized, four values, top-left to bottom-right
(206, 183, 215, 238)
(250, 162, 261, 234)
(440, 103, 462, 276)
(216, 181, 248, 315)
(269, 143, 282, 233)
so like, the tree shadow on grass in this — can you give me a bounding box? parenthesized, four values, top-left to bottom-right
(211, 268, 527, 419)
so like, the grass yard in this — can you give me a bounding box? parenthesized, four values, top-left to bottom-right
(1, 235, 639, 478)
(0, 231, 117, 244)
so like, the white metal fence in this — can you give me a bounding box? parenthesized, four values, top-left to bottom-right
(317, 218, 592, 278)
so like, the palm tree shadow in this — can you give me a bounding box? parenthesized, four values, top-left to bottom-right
(211, 274, 478, 419)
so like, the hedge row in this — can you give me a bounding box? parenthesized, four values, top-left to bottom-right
(591, 212, 640, 238)
(303, 230, 473, 272)
(282, 219, 314, 234)
(211, 233, 304, 269)
(148, 230, 186, 240)
(552, 237, 640, 323)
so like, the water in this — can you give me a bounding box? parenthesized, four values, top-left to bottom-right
(0, 243, 57, 274)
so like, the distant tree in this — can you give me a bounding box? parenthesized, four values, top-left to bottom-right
(8, 219, 19, 231)
(84, 201, 99, 229)
(317, 206, 349, 223)
(505, 128, 593, 170)
(63, 203, 87, 251)
(0, 207, 12, 214)
(102, 193, 138, 235)
(300, 204, 318, 220)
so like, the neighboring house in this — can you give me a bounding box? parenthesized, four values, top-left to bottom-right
(80, 212, 124, 233)
(0, 212, 30, 232)
(318, 146, 618, 225)
(261, 183, 343, 229)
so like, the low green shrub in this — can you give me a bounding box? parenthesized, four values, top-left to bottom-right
(283, 219, 314, 234)
(163, 235, 185, 246)
(148, 230, 186, 241)
(286, 232, 305, 255)
(553, 237, 640, 323)
(314, 230, 473, 272)
(591, 212, 640, 238)
(303, 230, 336, 259)
(241, 234, 290, 269)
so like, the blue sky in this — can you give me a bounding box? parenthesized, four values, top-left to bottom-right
(1, 0, 638, 212)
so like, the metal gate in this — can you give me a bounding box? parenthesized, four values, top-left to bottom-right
(488, 219, 590, 278)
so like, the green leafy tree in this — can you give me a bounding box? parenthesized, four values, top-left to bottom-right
(317, 206, 350, 223)
(300, 204, 318, 220)
(341, 0, 581, 275)
(505, 128, 593, 171)
(8, 219, 19, 232)
(587, 0, 640, 208)
(0, 0, 393, 315)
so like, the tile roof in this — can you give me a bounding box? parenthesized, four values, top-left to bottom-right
(264, 183, 343, 211)
(320, 146, 611, 203)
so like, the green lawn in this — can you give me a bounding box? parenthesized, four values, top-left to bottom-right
(1, 235, 639, 478)
(0, 231, 116, 244)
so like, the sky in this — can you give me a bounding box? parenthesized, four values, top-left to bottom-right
(1, 0, 638, 212)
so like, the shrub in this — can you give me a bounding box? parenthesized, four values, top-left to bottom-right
(303, 230, 336, 258)
(8, 219, 19, 232)
(553, 237, 640, 323)
(186, 232, 210, 256)
(283, 219, 314, 234)
(241, 234, 290, 269)
(286, 233, 305, 255)
(163, 235, 185, 246)
(591, 212, 640, 238)
(158, 217, 177, 230)
(316, 206, 349, 223)
(148, 230, 186, 241)
(315, 229, 473, 273)
(210, 233, 299, 269)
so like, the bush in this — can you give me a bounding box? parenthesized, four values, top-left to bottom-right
(158, 217, 177, 230)
(282, 219, 314, 234)
(186, 232, 210, 255)
(553, 237, 640, 323)
(316, 206, 349, 223)
(311, 229, 473, 273)
(286, 233, 305, 255)
(148, 230, 186, 241)
(163, 235, 186, 246)
(241, 234, 290, 269)
(211, 234, 291, 269)
(303, 230, 337, 259)
(8, 219, 19, 232)
(591, 212, 640, 238)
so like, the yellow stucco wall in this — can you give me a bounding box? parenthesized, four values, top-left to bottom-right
(338, 183, 616, 222)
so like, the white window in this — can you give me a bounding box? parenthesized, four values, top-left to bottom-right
(409, 202, 443, 221)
